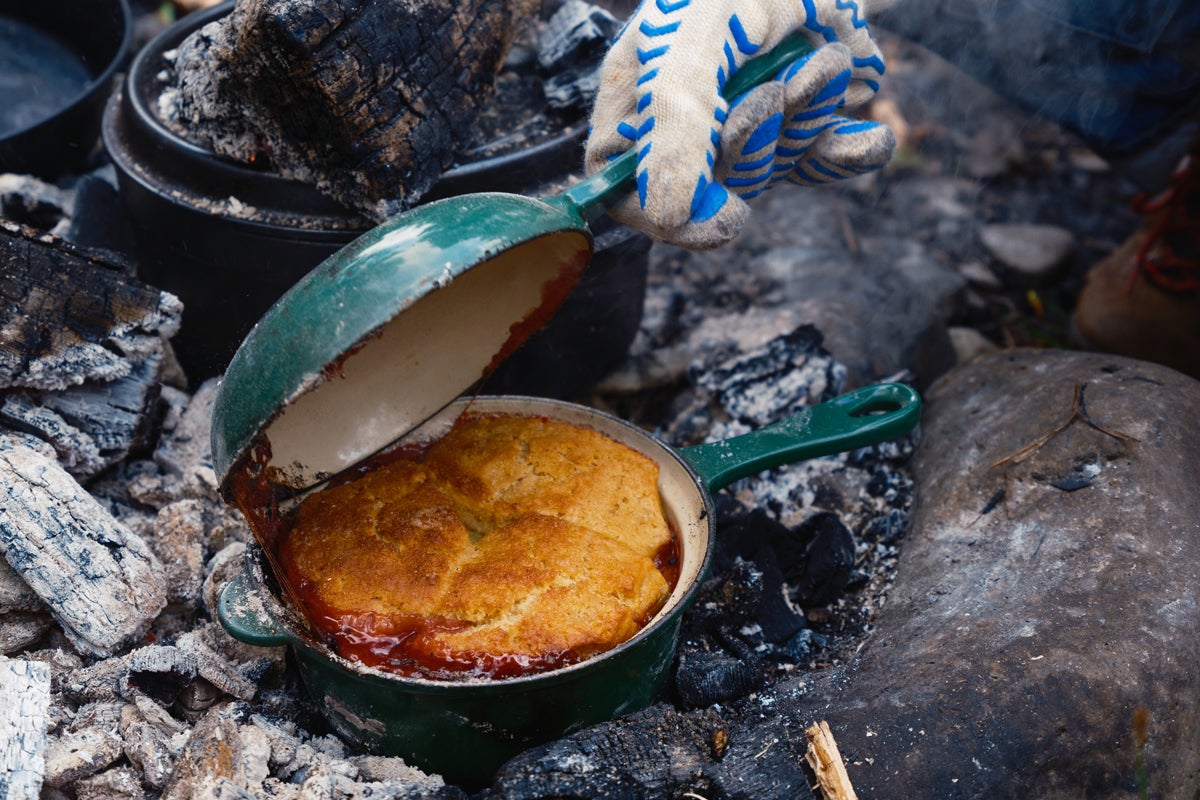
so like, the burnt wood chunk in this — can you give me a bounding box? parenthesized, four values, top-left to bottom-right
(0, 659, 51, 800)
(170, 0, 537, 221)
(0, 438, 167, 657)
(492, 704, 818, 800)
(0, 219, 181, 391)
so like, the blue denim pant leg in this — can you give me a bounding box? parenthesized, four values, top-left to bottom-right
(875, 0, 1200, 189)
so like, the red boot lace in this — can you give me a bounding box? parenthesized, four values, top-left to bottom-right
(1128, 146, 1200, 293)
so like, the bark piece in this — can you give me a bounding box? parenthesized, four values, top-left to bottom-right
(0, 219, 181, 391)
(168, 0, 536, 221)
(0, 439, 167, 657)
(0, 658, 51, 800)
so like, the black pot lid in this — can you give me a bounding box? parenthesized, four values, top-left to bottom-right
(210, 191, 592, 493)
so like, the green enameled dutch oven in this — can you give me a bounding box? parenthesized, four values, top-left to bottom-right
(217, 390, 917, 786)
(210, 34, 921, 786)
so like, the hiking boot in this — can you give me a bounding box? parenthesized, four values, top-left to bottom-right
(1073, 147, 1200, 379)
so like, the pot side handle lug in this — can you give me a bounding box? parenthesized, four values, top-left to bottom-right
(678, 382, 921, 493)
(217, 568, 291, 647)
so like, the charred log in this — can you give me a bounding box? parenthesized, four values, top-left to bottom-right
(0, 219, 181, 391)
(0, 437, 167, 656)
(168, 0, 537, 221)
(491, 704, 818, 800)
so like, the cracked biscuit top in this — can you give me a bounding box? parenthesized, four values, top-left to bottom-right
(278, 412, 674, 679)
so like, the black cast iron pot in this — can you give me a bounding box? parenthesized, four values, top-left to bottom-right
(0, 0, 131, 177)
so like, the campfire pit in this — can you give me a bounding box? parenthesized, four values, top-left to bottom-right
(0, 1, 933, 794)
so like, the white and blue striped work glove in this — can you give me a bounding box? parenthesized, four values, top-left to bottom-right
(586, 0, 894, 249)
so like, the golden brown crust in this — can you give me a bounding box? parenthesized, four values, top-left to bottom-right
(424, 414, 672, 557)
(277, 413, 673, 676)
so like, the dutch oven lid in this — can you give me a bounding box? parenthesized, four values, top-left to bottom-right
(210, 192, 592, 494)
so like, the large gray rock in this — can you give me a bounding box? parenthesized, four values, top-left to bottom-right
(804, 348, 1200, 797)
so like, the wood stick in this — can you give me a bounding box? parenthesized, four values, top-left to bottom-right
(805, 720, 859, 800)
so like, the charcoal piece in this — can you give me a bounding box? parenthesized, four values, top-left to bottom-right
(159, 704, 272, 800)
(675, 645, 764, 710)
(0, 555, 43, 612)
(862, 508, 909, 546)
(492, 704, 817, 800)
(536, 0, 618, 109)
(36, 348, 166, 466)
(3, 376, 167, 486)
(168, 0, 537, 222)
(691, 326, 837, 426)
(778, 627, 823, 661)
(120, 700, 185, 790)
(43, 725, 125, 790)
(151, 500, 208, 607)
(536, 0, 617, 71)
(73, 766, 144, 800)
(0, 173, 72, 232)
(791, 512, 856, 607)
(63, 173, 137, 255)
(0, 610, 53, 654)
(0, 394, 103, 476)
(125, 646, 198, 706)
(714, 508, 808, 643)
(673, 561, 769, 708)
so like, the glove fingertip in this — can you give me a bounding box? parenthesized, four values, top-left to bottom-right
(690, 179, 729, 224)
(675, 194, 749, 250)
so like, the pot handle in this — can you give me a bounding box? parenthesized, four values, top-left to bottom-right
(217, 569, 291, 647)
(677, 382, 921, 493)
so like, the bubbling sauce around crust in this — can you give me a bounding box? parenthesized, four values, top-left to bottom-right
(276, 412, 679, 680)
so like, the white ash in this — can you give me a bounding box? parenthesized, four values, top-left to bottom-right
(0, 370, 458, 799)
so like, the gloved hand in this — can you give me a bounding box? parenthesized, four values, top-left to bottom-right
(586, 0, 895, 249)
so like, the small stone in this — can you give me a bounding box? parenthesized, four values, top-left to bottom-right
(947, 326, 998, 365)
(980, 223, 1075, 277)
(957, 260, 1004, 290)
